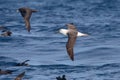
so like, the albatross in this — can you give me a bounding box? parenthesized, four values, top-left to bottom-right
(59, 23, 88, 61)
(17, 7, 37, 32)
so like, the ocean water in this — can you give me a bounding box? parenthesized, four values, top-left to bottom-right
(0, 0, 120, 80)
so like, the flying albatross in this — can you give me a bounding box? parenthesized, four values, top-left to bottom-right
(17, 7, 37, 32)
(59, 23, 88, 61)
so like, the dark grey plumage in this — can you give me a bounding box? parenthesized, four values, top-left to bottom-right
(18, 7, 37, 32)
(15, 72, 25, 80)
(0, 26, 12, 37)
(66, 23, 78, 61)
(1, 31, 12, 36)
(56, 75, 67, 80)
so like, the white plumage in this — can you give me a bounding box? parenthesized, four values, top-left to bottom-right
(59, 29, 88, 37)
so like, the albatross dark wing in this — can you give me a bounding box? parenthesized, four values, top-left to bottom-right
(66, 31, 77, 61)
(25, 18, 31, 32)
(24, 8, 32, 32)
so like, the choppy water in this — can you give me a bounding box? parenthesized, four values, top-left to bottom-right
(0, 0, 120, 80)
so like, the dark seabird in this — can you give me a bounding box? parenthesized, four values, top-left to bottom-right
(62, 75, 66, 80)
(15, 72, 25, 80)
(1, 31, 12, 37)
(18, 7, 37, 32)
(59, 23, 88, 61)
(16, 60, 30, 66)
(0, 26, 12, 37)
(56, 75, 67, 80)
(0, 69, 13, 75)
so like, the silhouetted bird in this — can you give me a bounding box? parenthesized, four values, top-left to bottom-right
(16, 60, 30, 66)
(56, 76, 61, 80)
(1, 31, 12, 37)
(62, 75, 66, 80)
(56, 75, 67, 80)
(0, 26, 12, 37)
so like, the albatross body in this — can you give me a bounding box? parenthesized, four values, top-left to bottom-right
(59, 23, 88, 61)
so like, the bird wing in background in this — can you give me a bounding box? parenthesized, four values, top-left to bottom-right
(15, 72, 25, 80)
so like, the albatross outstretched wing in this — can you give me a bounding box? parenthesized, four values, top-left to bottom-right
(66, 30, 77, 61)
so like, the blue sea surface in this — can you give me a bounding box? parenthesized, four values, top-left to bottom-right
(0, 0, 120, 80)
